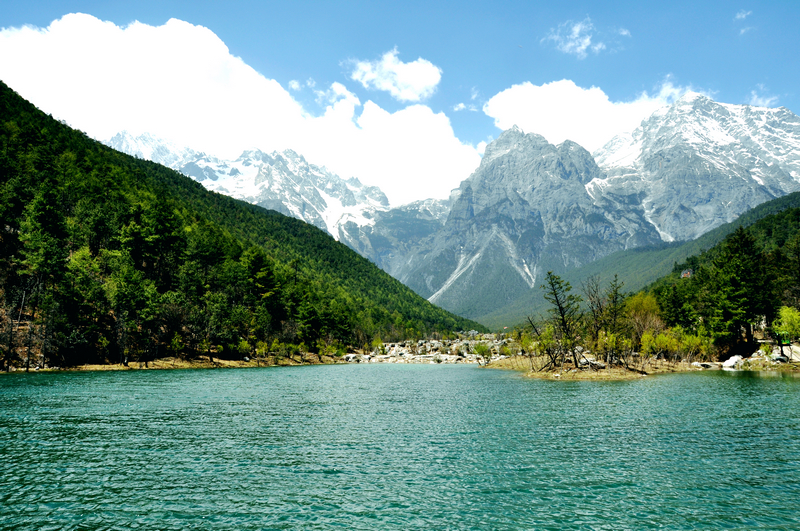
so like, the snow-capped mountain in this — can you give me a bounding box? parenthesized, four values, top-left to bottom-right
(106, 132, 391, 244)
(106, 93, 800, 325)
(592, 92, 800, 241)
(388, 127, 662, 319)
(385, 95, 800, 321)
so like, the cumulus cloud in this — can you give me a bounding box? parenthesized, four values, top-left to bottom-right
(288, 80, 301, 91)
(349, 47, 442, 102)
(0, 14, 303, 156)
(543, 17, 606, 59)
(0, 14, 478, 205)
(483, 79, 699, 152)
(748, 85, 779, 107)
(735, 10, 752, 20)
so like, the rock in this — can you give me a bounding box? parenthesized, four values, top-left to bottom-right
(578, 357, 606, 369)
(722, 355, 743, 369)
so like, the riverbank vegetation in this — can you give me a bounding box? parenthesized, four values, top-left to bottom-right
(497, 215, 800, 378)
(0, 81, 485, 371)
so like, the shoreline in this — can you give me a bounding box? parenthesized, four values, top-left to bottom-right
(487, 354, 800, 380)
(7, 346, 799, 378)
(1, 351, 480, 374)
(3, 354, 342, 373)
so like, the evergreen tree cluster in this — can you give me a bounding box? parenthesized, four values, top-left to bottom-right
(0, 81, 484, 369)
(654, 220, 800, 357)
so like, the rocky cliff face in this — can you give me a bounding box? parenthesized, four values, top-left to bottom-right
(341, 198, 450, 276)
(392, 127, 662, 319)
(592, 93, 800, 241)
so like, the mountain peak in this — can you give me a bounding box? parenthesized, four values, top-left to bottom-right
(482, 126, 549, 165)
(677, 90, 707, 103)
(593, 93, 800, 242)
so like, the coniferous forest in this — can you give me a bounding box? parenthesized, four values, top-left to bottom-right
(0, 81, 486, 369)
(649, 211, 800, 357)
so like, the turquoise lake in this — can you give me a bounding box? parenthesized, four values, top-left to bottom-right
(1, 365, 799, 530)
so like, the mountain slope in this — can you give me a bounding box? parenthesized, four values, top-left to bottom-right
(0, 80, 485, 366)
(107, 132, 391, 245)
(593, 92, 800, 241)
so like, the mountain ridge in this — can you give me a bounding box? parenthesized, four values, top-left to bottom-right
(105, 94, 800, 327)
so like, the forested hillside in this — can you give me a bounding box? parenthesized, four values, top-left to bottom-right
(0, 81, 484, 369)
(649, 207, 800, 353)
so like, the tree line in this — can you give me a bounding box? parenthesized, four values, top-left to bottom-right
(519, 222, 800, 373)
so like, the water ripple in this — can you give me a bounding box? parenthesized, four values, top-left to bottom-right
(1, 366, 799, 530)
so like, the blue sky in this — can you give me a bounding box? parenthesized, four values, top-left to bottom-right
(1, 1, 797, 204)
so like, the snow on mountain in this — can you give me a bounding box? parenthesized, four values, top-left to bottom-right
(106, 132, 391, 241)
(592, 92, 800, 241)
(106, 131, 199, 169)
(391, 127, 661, 320)
(106, 94, 800, 325)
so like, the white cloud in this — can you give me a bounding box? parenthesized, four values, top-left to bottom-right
(619, 28, 631, 37)
(735, 10, 752, 20)
(748, 85, 779, 107)
(288, 79, 301, 91)
(0, 14, 478, 205)
(543, 17, 604, 59)
(349, 47, 442, 102)
(483, 79, 699, 152)
(453, 102, 477, 112)
(739, 27, 753, 35)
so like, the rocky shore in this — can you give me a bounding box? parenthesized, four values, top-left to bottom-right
(344, 335, 509, 365)
(715, 345, 800, 370)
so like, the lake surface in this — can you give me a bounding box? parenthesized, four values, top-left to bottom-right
(1, 365, 799, 530)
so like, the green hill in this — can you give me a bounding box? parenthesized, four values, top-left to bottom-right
(0, 80, 485, 368)
(479, 191, 800, 329)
